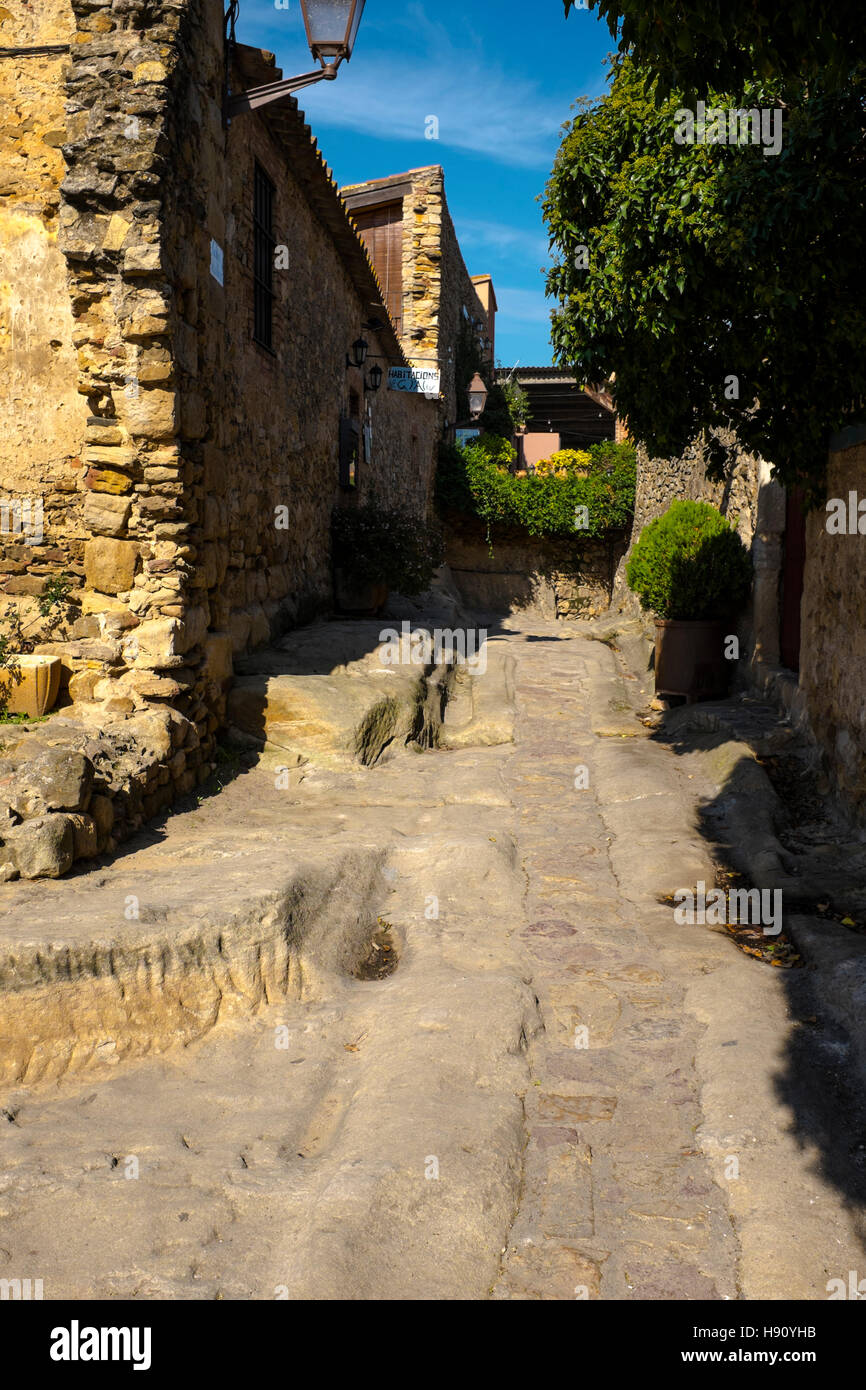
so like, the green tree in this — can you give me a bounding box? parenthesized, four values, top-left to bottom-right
(543, 53, 866, 494)
(563, 1, 864, 94)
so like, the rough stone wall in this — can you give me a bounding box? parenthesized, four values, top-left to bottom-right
(629, 432, 761, 549)
(343, 166, 488, 428)
(800, 441, 866, 819)
(0, 0, 439, 878)
(5, 0, 437, 723)
(170, 30, 438, 664)
(0, 0, 86, 617)
(446, 517, 625, 620)
(437, 194, 489, 426)
(398, 167, 440, 374)
(612, 431, 776, 675)
(48, 0, 203, 722)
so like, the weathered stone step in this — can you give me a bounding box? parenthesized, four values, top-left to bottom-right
(227, 619, 448, 766)
(439, 641, 516, 749)
(0, 835, 387, 1089)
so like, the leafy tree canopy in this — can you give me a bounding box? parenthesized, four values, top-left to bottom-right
(563, 0, 865, 95)
(543, 53, 866, 493)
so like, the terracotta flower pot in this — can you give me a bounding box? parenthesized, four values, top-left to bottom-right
(0, 654, 62, 718)
(334, 570, 389, 617)
(654, 619, 730, 701)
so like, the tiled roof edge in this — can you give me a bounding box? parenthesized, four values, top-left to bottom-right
(258, 94, 409, 366)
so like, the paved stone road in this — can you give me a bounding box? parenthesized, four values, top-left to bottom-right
(2, 613, 864, 1299)
(494, 622, 865, 1300)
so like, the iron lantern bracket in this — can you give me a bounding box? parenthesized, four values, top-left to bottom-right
(226, 60, 339, 118)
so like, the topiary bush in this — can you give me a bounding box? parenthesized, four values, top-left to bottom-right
(625, 500, 752, 620)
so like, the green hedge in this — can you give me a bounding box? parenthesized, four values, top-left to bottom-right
(436, 434, 636, 541)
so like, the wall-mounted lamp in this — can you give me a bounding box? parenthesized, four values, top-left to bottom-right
(366, 363, 383, 392)
(226, 0, 366, 117)
(346, 336, 368, 369)
(467, 372, 488, 420)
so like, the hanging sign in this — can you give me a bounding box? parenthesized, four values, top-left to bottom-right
(388, 365, 441, 397)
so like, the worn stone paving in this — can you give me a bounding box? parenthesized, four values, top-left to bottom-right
(493, 629, 737, 1299)
(494, 623, 866, 1301)
(2, 613, 865, 1299)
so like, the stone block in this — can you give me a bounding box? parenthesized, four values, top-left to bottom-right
(89, 793, 115, 838)
(0, 748, 94, 819)
(123, 245, 162, 276)
(180, 391, 207, 439)
(83, 491, 132, 537)
(120, 387, 177, 440)
(68, 669, 101, 704)
(248, 603, 270, 647)
(85, 467, 134, 495)
(202, 632, 233, 686)
(102, 213, 132, 251)
(84, 445, 137, 468)
(177, 604, 208, 653)
(134, 60, 167, 84)
(228, 608, 252, 654)
(122, 616, 183, 669)
(84, 537, 139, 594)
(0, 814, 75, 879)
(67, 811, 98, 858)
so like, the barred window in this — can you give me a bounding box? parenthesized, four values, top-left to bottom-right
(253, 162, 276, 350)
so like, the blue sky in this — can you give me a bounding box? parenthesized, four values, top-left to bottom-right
(238, 0, 616, 366)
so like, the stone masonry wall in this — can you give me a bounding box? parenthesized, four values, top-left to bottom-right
(438, 195, 490, 428)
(612, 431, 784, 680)
(0, 0, 86, 622)
(0, 0, 439, 879)
(50, 0, 201, 719)
(343, 166, 489, 432)
(446, 516, 626, 620)
(172, 28, 439, 659)
(9, 0, 437, 717)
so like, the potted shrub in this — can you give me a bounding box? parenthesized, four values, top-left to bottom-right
(0, 577, 72, 718)
(0, 654, 62, 719)
(625, 500, 752, 700)
(331, 504, 444, 616)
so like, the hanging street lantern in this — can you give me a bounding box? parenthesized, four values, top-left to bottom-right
(346, 336, 368, 369)
(302, 0, 366, 67)
(467, 372, 488, 420)
(227, 0, 367, 118)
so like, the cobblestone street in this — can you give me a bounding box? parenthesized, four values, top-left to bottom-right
(496, 624, 866, 1300)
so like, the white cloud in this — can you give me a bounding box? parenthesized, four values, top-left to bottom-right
(289, 7, 566, 169)
(455, 218, 550, 264)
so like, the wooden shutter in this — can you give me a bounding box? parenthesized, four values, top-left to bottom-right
(352, 202, 403, 334)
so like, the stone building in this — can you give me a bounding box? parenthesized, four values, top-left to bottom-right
(0, 0, 457, 874)
(341, 166, 495, 431)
